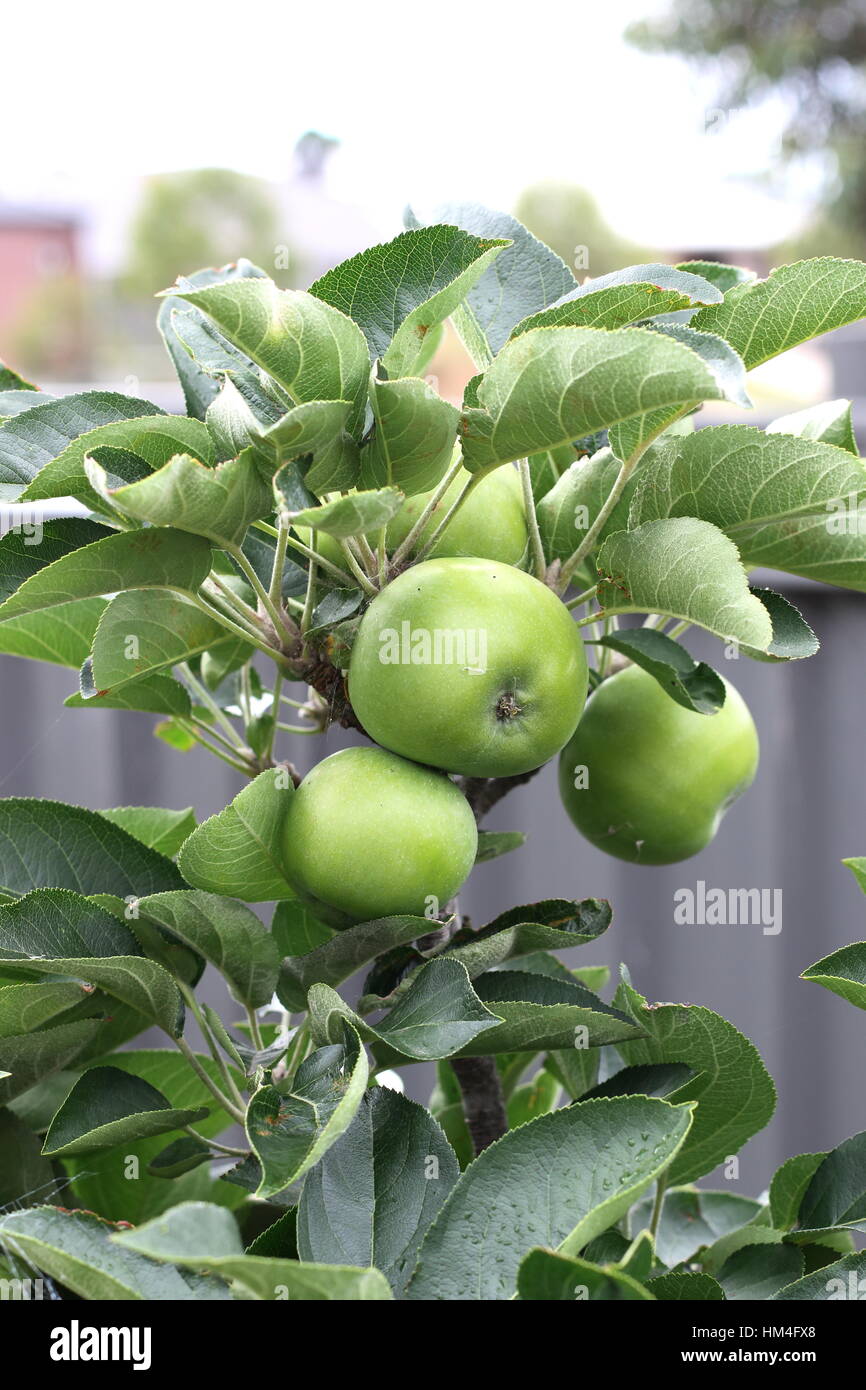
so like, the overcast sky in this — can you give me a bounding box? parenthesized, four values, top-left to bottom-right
(1, 0, 821, 266)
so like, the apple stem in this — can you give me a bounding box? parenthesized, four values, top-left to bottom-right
(518, 458, 547, 579)
(389, 448, 464, 570)
(558, 405, 692, 591)
(413, 468, 484, 564)
(338, 539, 379, 596)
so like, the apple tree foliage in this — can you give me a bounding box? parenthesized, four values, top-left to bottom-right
(0, 208, 865, 1302)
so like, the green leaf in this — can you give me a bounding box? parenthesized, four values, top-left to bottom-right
(0, 798, 183, 900)
(200, 634, 255, 691)
(0, 980, 87, 1036)
(0, 517, 111, 602)
(516, 1246, 654, 1300)
(169, 277, 369, 434)
(407, 1095, 693, 1300)
(845, 857, 866, 898)
(572, 965, 610, 992)
(0, 889, 184, 1037)
(157, 259, 269, 419)
(42, 1065, 209, 1157)
(271, 899, 335, 956)
(795, 1131, 866, 1235)
(61, 1050, 243, 1224)
(0, 391, 165, 493)
(631, 1186, 765, 1268)
(614, 977, 776, 1185)
(607, 323, 750, 462)
(474, 831, 527, 863)
(98, 806, 196, 859)
(596, 518, 774, 650)
(0, 390, 58, 420)
(0, 527, 213, 625)
(111, 1201, 391, 1300)
(406, 202, 576, 364)
(0, 361, 37, 392)
(582, 1061, 696, 1101)
(266, 401, 359, 495)
(745, 588, 819, 662)
(592, 629, 726, 714)
(311, 225, 508, 377)
(0, 598, 106, 669)
(246, 1024, 368, 1198)
(0, 1020, 103, 1104)
(148, 1136, 212, 1178)
(310, 960, 501, 1062)
(22, 414, 214, 513)
(528, 441, 587, 503)
(439, 898, 612, 982)
(204, 372, 285, 464)
(108, 451, 273, 548)
(0, 887, 149, 975)
(88, 590, 229, 693)
(0, 1107, 54, 1208)
(451, 968, 640, 1056)
(536, 446, 632, 570)
(507, 1069, 561, 1128)
(178, 768, 294, 902)
(648, 1270, 725, 1301)
(676, 259, 756, 294)
(629, 425, 866, 590)
(297, 1087, 459, 1296)
(802, 931, 866, 1012)
(511, 263, 722, 337)
(767, 398, 858, 455)
(66, 674, 192, 717)
(134, 890, 280, 1008)
(700, 1226, 792, 1281)
(460, 325, 740, 472)
(277, 914, 431, 1012)
(0, 1206, 230, 1300)
(287, 487, 404, 539)
(362, 374, 458, 495)
(199, 1004, 246, 1073)
(245, 1206, 298, 1258)
(692, 256, 866, 370)
(772, 1250, 866, 1300)
(769, 1152, 827, 1230)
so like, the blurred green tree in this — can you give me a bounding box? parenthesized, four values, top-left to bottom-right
(628, 1, 866, 257)
(120, 168, 284, 296)
(514, 182, 653, 277)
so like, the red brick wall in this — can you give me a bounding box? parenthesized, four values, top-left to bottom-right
(0, 221, 79, 341)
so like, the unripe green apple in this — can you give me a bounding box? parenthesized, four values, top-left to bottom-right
(282, 745, 477, 925)
(387, 465, 527, 565)
(558, 665, 759, 864)
(348, 557, 588, 777)
(294, 465, 527, 573)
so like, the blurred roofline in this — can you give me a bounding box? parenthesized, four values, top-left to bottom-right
(0, 204, 81, 228)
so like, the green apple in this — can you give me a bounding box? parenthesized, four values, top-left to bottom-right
(348, 557, 588, 777)
(558, 665, 759, 864)
(282, 745, 477, 925)
(294, 465, 527, 573)
(387, 465, 527, 565)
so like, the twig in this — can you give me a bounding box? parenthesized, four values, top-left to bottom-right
(451, 1057, 508, 1154)
(459, 768, 542, 823)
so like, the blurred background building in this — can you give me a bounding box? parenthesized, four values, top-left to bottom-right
(1, 0, 865, 1195)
